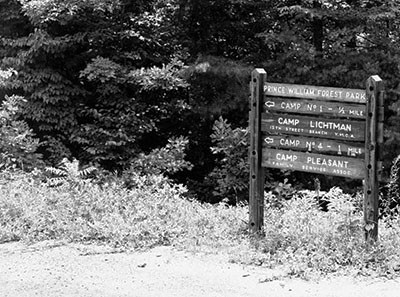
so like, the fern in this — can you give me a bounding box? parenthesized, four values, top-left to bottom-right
(45, 158, 96, 188)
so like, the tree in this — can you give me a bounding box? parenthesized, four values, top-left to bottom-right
(256, 0, 400, 179)
(0, 94, 43, 170)
(1, 0, 400, 202)
(1, 0, 190, 170)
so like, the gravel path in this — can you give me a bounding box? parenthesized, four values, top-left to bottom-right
(1, 241, 400, 297)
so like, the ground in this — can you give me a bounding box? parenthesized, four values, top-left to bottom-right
(1, 241, 400, 297)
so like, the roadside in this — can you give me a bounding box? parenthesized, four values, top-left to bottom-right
(1, 241, 399, 297)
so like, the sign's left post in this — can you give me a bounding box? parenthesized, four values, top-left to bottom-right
(249, 69, 266, 235)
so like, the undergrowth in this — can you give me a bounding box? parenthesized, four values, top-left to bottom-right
(0, 169, 247, 250)
(250, 188, 400, 279)
(1, 170, 400, 279)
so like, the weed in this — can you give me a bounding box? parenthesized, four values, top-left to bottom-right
(1, 171, 400, 278)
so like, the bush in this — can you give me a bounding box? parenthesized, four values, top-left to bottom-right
(129, 136, 192, 176)
(383, 154, 400, 217)
(208, 117, 249, 204)
(236, 187, 400, 278)
(122, 136, 193, 188)
(45, 157, 96, 188)
(207, 117, 302, 204)
(2, 168, 400, 278)
(0, 169, 247, 249)
(0, 95, 43, 171)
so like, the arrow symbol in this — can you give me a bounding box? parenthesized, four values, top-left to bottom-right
(264, 137, 274, 144)
(265, 101, 275, 108)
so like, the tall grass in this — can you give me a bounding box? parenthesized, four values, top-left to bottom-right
(1, 170, 400, 278)
(0, 170, 247, 249)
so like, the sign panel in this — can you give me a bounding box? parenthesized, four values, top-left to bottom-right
(264, 83, 366, 103)
(261, 113, 365, 141)
(250, 68, 384, 240)
(262, 148, 365, 179)
(264, 97, 365, 119)
(263, 134, 365, 158)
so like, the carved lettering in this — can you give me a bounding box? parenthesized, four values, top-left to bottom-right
(267, 86, 285, 94)
(347, 147, 362, 157)
(276, 153, 298, 162)
(307, 104, 317, 111)
(302, 165, 327, 173)
(278, 117, 300, 126)
(281, 102, 301, 110)
(306, 156, 349, 168)
(345, 91, 365, 101)
(333, 169, 351, 176)
(280, 138, 300, 147)
(309, 120, 352, 132)
(334, 132, 355, 139)
(309, 130, 328, 135)
(349, 109, 364, 116)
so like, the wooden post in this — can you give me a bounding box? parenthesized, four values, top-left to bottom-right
(377, 91, 385, 181)
(249, 69, 266, 235)
(364, 75, 383, 241)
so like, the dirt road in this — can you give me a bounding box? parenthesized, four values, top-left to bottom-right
(1, 241, 399, 297)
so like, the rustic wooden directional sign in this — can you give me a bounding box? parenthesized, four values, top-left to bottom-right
(262, 148, 365, 179)
(264, 83, 366, 103)
(264, 97, 366, 119)
(249, 68, 384, 242)
(261, 113, 365, 141)
(262, 134, 365, 158)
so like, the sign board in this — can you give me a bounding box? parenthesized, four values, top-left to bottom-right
(262, 148, 365, 179)
(263, 135, 365, 158)
(264, 83, 367, 103)
(249, 68, 384, 241)
(264, 97, 366, 119)
(262, 113, 365, 141)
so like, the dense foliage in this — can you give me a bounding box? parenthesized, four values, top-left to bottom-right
(385, 154, 400, 216)
(0, 94, 43, 171)
(1, 171, 400, 278)
(1, 0, 400, 202)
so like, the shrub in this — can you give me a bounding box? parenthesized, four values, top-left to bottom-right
(208, 117, 249, 204)
(239, 187, 388, 278)
(0, 68, 17, 86)
(384, 154, 400, 216)
(122, 136, 193, 188)
(0, 95, 43, 171)
(45, 157, 96, 188)
(2, 171, 400, 278)
(0, 170, 247, 249)
(129, 136, 192, 176)
(208, 117, 301, 204)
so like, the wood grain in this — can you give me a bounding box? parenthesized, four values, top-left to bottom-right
(262, 148, 365, 179)
(264, 83, 366, 103)
(264, 97, 366, 119)
(261, 113, 365, 141)
(262, 134, 365, 158)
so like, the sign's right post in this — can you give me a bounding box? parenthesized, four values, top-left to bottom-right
(365, 75, 384, 241)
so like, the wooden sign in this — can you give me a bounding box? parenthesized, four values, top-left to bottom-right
(264, 83, 366, 103)
(262, 149, 365, 179)
(263, 134, 365, 158)
(249, 68, 384, 242)
(264, 97, 365, 119)
(261, 113, 365, 141)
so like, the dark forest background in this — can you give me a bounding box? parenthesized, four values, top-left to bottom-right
(1, 0, 400, 203)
